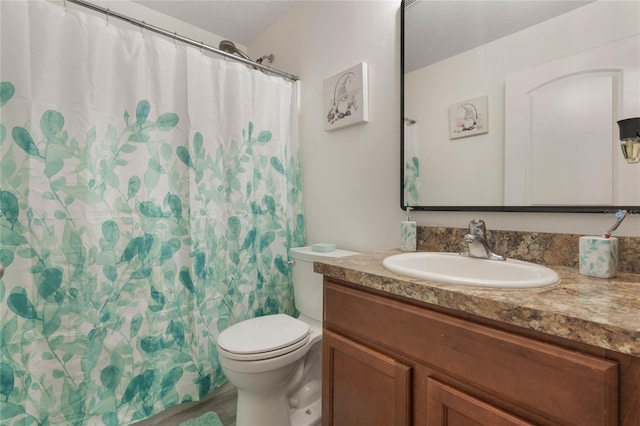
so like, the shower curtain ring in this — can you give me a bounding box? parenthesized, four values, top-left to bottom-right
(63, 0, 67, 13)
(106, 9, 110, 26)
(174, 32, 177, 48)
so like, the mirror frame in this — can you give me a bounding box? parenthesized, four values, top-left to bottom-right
(400, 0, 640, 214)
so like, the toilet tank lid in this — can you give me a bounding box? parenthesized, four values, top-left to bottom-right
(217, 314, 309, 355)
(290, 246, 359, 262)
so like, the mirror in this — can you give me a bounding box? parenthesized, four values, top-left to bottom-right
(401, 0, 640, 212)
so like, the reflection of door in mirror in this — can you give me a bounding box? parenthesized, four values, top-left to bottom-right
(403, 1, 640, 211)
(505, 35, 640, 206)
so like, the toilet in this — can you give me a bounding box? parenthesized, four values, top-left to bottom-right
(216, 246, 358, 426)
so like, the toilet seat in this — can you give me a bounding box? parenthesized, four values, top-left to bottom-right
(217, 314, 310, 361)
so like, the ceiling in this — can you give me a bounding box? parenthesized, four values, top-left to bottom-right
(132, 0, 295, 46)
(405, 0, 593, 73)
(131, 0, 592, 71)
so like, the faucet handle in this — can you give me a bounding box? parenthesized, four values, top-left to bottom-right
(468, 219, 486, 237)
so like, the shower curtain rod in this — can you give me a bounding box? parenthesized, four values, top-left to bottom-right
(65, 0, 300, 81)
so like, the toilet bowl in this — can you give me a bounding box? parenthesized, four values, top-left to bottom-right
(216, 246, 358, 426)
(217, 314, 322, 426)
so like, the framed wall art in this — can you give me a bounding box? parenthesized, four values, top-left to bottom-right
(324, 62, 369, 131)
(449, 95, 489, 139)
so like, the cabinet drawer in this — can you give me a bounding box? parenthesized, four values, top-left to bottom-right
(324, 280, 618, 425)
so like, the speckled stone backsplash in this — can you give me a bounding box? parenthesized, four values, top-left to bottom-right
(417, 227, 640, 274)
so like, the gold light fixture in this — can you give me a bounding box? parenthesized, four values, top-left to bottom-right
(617, 117, 640, 164)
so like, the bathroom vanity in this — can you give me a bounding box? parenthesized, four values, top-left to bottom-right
(317, 250, 640, 426)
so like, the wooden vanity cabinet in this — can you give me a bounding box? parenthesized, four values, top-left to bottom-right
(322, 279, 626, 426)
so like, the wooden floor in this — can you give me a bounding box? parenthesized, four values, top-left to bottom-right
(134, 383, 237, 426)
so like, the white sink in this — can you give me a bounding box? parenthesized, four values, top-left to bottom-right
(383, 252, 559, 288)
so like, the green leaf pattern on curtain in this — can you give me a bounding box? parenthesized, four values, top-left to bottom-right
(404, 155, 420, 206)
(0, 83, 306, 425)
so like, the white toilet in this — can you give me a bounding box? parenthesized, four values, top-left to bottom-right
(216, 246, 358, 426)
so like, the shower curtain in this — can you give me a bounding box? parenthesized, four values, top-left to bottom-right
(0, 2, 305, 425)
(404, 122, 420, 206)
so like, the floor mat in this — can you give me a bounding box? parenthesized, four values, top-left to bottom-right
(179, 411, 223, 426)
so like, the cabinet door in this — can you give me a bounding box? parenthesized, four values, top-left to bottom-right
(322, 330, 411, 426)
(426, 378, 533, 426)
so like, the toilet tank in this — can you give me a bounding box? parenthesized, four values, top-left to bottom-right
(290, 246, 359, 322)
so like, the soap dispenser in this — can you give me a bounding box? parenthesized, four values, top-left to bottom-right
(401, 207, 417, 252)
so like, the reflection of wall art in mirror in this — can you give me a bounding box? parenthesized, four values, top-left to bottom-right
(449, 96, 488, 139)
(324, 62, 368, 131)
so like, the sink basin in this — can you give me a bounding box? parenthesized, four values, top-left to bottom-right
(383, 252, 559, 288)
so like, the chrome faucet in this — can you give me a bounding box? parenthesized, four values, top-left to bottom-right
(460, 219, 505, 261)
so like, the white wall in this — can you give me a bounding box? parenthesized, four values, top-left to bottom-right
(249, 1, 403, 253)
(253, 0, 640, 242)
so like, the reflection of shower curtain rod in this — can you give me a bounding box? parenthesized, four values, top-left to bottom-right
(65, 0, 299, 81)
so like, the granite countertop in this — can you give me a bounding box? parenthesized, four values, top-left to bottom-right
(314, 250, 640, 358)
